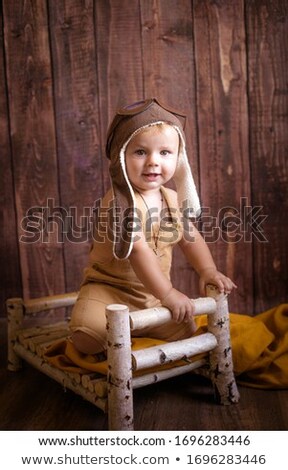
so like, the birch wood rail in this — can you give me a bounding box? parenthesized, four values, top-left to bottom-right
(13, 292, 78, 316)
(131, 333, 217, 371)
(130, 297, 216, 330)
(88, 358, 208, 398)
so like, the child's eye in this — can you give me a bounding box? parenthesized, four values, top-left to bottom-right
(135, 149, 146, 156)
(160, 150, 171, 156)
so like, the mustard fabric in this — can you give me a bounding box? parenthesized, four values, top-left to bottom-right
(195, 304, 288, 389)
(44, 304, 288, 389)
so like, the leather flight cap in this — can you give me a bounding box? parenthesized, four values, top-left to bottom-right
(105, 98, 201, 259)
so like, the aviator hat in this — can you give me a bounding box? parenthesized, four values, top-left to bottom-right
(106, 98, 201, 259)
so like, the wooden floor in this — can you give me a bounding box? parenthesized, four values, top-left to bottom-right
(1, 319, 288, 431)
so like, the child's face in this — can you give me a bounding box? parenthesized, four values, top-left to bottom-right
(125, 124, 179, 194)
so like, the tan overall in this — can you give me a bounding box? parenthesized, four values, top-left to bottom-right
(69, 186, 195, 350)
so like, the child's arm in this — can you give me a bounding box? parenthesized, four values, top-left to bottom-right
(179, 224, 237, 296)
(129, 231, 195, 325)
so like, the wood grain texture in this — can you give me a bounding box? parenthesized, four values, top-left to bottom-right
(95, 0, 144, 193)
(140, 0, 200, 297)
(0, 6, 23, 311)
(193, 0, 252, 312)
(2, 369, 288, 430)
(1, 0, 287, 316)
(48, 0, 102, 291)
(3, 0, 65, 300)
(246, 0, 288, 312)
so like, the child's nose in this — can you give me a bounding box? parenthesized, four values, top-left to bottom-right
(147, 151, 160, 165)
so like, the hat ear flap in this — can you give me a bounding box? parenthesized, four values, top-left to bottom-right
(173, 130, 201, 218)
(109, 145, 136, 260)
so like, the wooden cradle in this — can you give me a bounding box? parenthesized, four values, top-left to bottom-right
(6, 284, 239, 430)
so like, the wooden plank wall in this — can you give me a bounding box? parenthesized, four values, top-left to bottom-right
(1, 0, 287, 316)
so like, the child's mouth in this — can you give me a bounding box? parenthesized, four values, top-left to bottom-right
(143, 173, 161, 181)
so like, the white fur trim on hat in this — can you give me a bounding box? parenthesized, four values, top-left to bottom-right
(114, 122, 201, 259)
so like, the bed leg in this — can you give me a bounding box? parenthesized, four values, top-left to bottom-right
(206, 285, 240, 405)
(106, 304, 134, 430)
(6, 298, 24, 371)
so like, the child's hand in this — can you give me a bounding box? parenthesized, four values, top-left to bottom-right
(199, 267, 237, 296)
(161, 288, 196, 329)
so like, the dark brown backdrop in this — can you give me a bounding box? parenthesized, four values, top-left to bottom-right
(1, 0, 287, 316)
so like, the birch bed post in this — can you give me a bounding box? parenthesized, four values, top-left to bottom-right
(206, 284, 240, 404)
(106, 304, 134, 431)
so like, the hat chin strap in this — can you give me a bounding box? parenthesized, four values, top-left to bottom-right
(115, 145, 136, 259)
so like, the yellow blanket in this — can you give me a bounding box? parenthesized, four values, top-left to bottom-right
(44, 304, 288, 389)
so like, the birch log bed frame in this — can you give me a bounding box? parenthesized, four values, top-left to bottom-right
(6, 284, 240, 430)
